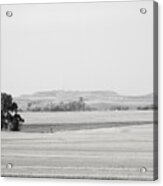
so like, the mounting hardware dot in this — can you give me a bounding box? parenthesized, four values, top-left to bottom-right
(6, 11, 13, 17)
(140, 167, 147, 173)
(6, 163, 13, 169)
(140, 8, 147, 14)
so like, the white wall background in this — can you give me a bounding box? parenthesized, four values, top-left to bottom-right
(0, 0, 162, 185)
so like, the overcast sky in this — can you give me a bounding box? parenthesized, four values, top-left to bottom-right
(1, 1, 153, 97)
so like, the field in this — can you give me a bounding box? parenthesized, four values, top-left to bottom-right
(1, 111, 156, 180)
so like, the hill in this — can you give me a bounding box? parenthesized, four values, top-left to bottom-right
(14, 90, 154, 111)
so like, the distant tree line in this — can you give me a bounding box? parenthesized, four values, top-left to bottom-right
(110, 104, 157, 111)
(26, 97, 91, 112)
(1, 93, 24, 131)
(110, 105, 129, 111)
(26, 98, 157, 112)
(137, 104, 158, 110)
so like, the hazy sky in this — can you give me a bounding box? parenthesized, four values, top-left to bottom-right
(1, 1, 153, 97)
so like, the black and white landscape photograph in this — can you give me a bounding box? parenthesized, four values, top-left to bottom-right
(1, 2, 158, 181)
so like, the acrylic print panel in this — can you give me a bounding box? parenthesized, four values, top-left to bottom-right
(1, 1, 158, 181)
